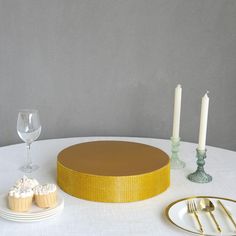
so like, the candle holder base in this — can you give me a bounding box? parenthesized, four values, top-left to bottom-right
(187, 149, 212, 183)
(187, 170, 212, 183)
(171, 158, 186, 169)
(170, 137, 185, 169)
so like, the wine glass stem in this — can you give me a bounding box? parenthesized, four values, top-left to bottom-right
(26, 143, 32, 169)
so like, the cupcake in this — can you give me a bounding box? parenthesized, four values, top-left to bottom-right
(14, 175, 39, 189)
(34, 184, 57, 208)
(8, 187, 34, 212)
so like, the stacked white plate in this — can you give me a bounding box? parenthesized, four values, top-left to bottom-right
(0, 194, 64, 222)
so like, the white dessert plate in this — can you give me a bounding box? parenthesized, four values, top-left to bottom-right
(0, 203, 64, 219)
(0, 212, 62, 222)
(166, 196, 236, 236)
(0, 202, 63, 217)
(0, 194, 64, 222)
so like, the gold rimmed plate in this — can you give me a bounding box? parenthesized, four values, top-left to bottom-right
(165, 196, 236, 236)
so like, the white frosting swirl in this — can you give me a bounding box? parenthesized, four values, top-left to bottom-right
(33, 184, 57, 195)
(9, 186, 34, 198)
(15, 175, 39, 189)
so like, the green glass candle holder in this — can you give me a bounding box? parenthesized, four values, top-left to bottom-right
(187, 149, 212, 183)
(170, 137, 185, 169)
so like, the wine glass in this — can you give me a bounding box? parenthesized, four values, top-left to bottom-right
(17, 109, 41, 173)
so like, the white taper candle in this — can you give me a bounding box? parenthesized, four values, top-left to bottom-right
(172, 84, 182, 139)
(198, 92, 209, 150)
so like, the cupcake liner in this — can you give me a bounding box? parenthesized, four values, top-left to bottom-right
(8, 195, 33, 212)
(35, 191, 57, 208)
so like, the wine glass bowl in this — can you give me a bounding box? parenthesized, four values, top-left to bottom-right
(17, 109, 41, 173)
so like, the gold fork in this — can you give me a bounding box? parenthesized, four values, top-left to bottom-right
(187, 199, 204, 233)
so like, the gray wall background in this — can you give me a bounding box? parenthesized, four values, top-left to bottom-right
(0, 0, 236, 150)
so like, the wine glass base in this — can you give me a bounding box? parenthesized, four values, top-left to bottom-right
(19, 164, 39, 173)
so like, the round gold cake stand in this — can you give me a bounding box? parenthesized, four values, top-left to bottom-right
(57, 141, 170, 203)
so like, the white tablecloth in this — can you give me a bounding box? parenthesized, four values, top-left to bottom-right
(0, 137, 235, 236)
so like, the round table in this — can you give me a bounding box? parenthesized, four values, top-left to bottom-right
(0, 137, 235, 236)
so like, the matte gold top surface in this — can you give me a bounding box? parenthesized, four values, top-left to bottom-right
(57, 141, 169, 176)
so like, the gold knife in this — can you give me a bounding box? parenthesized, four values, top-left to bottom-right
(218, 200, 236, 230)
